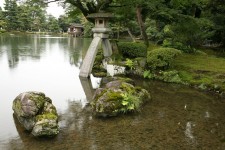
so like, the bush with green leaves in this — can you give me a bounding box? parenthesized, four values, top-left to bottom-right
(143, 70, 183, 84)
(147, 47, 181, 70)
(162, 38, 196, 53)
(159, 70, 183, 83)
(118, 42, 147, 58)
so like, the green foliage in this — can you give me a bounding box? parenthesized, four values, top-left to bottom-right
(125, 58, 135, 70)
(143, 69, 183, 83)
(92, 79, 151, 116)
(83, 21, 94, 37)
(143, 70, 154, 79)
(118, 42, 147, 58)
(162, 17, 214, 53)
(47, 15, 60, 32)
(159, 70, 183, 83)
(0, 28, 6, 33)
(92, 49, 107, 77)
(118, 82, 147, 113)
(146, 19, 164, 42)
(147, 47, 181, 70)
(120, 92, 140, 112)
(4, 0, 19, 30)
(207, 0, 225, 46)
(163, 38, 196, 53)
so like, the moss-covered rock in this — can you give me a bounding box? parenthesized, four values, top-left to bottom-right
(12, 91, 59, 137)
(100, 77, 135, 87)
(91, 79, 151, 117)
(32, 112, 59, 137)
(12, 92, 46, 118)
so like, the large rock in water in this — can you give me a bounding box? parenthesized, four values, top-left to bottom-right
(91, 78, 151, 117)
(12, 91, 59, 137)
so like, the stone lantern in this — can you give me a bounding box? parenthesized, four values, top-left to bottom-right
(79, 12, 113, 78)
(89, 12, 112, 34)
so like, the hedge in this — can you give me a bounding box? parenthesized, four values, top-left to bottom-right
(118, 42, 147, 58)
(147, 47, 181, 70)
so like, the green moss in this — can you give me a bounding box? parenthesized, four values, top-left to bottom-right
(29, 93, 46, 109)
(12, 99, 22, 116)
(93, 91, 123, 115)
(92, 72, 107, 77)
(173, 52, 225, 93)
(120, 82, 135, 94)
(105, 91, 123, 102)
(35, 113, 58, 122)
(92, 79, 151, 116)
(117, 77, 135, 85)
(174, 53, 225, 73)
(94, 89, 107, 101)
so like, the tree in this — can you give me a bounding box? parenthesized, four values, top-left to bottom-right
(4, 0, 19, 30)
(46, 15, 60, 32)
(58, 15, 70, 32)
(0, 7, 7, 29)
(207, 0, 225, 47)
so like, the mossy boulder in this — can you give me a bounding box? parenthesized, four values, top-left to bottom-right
(12, 91, 59, 137)
(91, 79, 151, 117)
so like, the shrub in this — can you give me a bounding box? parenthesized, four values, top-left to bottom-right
(159, 70, 183, 83)
(147, 47, 181, 70)
(163, 38, 196, 53)
(118, 42, 147, 58)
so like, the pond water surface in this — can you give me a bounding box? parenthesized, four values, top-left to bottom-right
(0, 34, 225, 150)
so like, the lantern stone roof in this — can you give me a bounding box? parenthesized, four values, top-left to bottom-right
(87, 12, 114, 18)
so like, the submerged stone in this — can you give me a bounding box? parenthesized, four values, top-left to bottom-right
(91, 78, 151, 117)
(12, 91, 59, 137)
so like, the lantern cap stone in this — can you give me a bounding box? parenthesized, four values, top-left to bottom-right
(87, 12, 114, 18)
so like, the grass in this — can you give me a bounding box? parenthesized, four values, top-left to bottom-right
(172, 51, 225, 91)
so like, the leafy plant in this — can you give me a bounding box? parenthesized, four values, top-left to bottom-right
(143, 70, 154, 79)
(120, 92, 140, 112)
(125, 58, 135, 70)
(161, 70, 183, 83)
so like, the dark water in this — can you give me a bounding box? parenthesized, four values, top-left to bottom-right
(1, 34, 225, 150)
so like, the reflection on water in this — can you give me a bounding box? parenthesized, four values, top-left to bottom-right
(185, 122, 195, 143)
(1, 34, 225, 149)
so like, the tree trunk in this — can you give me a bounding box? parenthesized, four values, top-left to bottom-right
(127, 28, 136, 42)
(136, 6, 149, 46)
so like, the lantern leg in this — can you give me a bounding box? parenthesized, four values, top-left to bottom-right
(102, 39, 112, 57)
(79, 37, 102, 77)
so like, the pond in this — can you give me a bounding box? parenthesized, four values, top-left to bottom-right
(0, 34, 225, 149)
